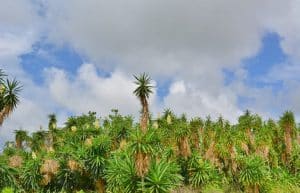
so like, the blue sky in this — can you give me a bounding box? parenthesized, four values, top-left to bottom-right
(1, 0, 300, 144)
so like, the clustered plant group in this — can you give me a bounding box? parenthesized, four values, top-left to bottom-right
(0, 71, 299, 193)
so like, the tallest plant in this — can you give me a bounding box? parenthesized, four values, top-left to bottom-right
(279, 111, 296, 165)
(133, 73, 153, 133)
(0, 69, 22, 126)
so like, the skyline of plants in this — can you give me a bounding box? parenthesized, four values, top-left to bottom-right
(0, 72, 299, 193)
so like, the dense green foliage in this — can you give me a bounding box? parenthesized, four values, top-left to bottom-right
(0, 109, 299, 193)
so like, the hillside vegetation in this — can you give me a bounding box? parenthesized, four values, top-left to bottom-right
(0, 73, 299, 193)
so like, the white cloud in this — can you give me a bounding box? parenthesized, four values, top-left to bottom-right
(41, 0, 300, 124)
(3, 0, 300, 147)
(44, 63, 241, 123)
(165, 81, 242, 122)
(0, 33, 33, 57)
(42, 0, 288, 123)
(266, 63, 300, 82)
(0, 0, 48, 145)
(0, 0, 38, 29)
(44, 0, 289, 75)
(45, 64, 141, 116)
(170, 81, 186, 94)
(267, 0, 300, 60)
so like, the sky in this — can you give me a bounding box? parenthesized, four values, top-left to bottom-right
(1, 0, 300, 145)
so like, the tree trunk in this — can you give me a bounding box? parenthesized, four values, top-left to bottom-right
(256, 145, 269, 160)
(95, 179, 105, 193)
(140, 97, 149, 133)
(0, 109, 4, 126)
(205, 141, 216, 164)
(284, 126, 292, 164)
(199, 127, 204, 155)
(135, 152, 150, 177)
(229, 145, 237, 173)
(192, 135, 199, 149)
(246, 128, 254, 151)
(0, 107, 7, 126)
(180, 136, 191, 159)
(253, 185, 259, 193)
(16, 139, 22, 149)
(0, 106, 10, 126)
(245, 185, 259, 193)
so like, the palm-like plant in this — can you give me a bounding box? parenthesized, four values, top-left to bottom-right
(189, 117, 204, 150)
(129, 128, 156, 177)
(83, 135, 112, 193)
(0, 160, 17, 190)
(174, 115, 191, 159)
(30, 130, 48, 152)
(254, 124, 273, 162)
(238, 156, 270, 193)
(0, 69, 6, 82)
(267, 167, 299, 193)
(142, 160, 182, 193)
(104, 110, 133, 149)
(133, 73, 153, 133)
(106, 152, 182, 193)
(216, 128, 238, 174)
(106, 152, 140, 193)
(19, 158, 43, 192)
(188, 153, 221, 191)
(46, 114, 58, 151)
(48, 114, 57, 131)
(279, 111, 296, 165)
(55, 159, 91, 193)
(14, 130, 28, 149)
(238, 110, 262, 153)
(0, 77, 22, 126)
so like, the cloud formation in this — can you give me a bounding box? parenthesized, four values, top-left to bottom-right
(45, 64, 140, 115)
(1, 0, 300, 145)
(45, 0, 289, 74)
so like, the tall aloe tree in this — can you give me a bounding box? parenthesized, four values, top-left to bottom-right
(47, 114, 57, 151)
(238, 110, 262, 153)
(279, 111, 296, 165)
(238, 156, 270, 193)
(129, 128, 155, 177)
(133, 73, 153, 133)
(14, 129, 28, 149)
(0, 70, 22, 126)
(175, 115, 191, 159)
(48, 114, 57, 131)
(189, 117, 203, 150)
(83, 134, 112, 193)
(30, 130, 48, 152)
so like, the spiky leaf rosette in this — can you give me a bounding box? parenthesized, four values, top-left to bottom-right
(188, 153, 221, 188)
(0, 79, 22, 125)
(0, 69, 7, 83)
(133, 73, 153, 100)
(19, 158, 43, 192)
(106, 152, 139, 193)
(141, 160, 182, 193)
(106, 152, 182, 193)
(238, 156, 270, 192)
(0, 160, 17, 190)
(129, 128, 159, 177)
(84, 135, 112, 180)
